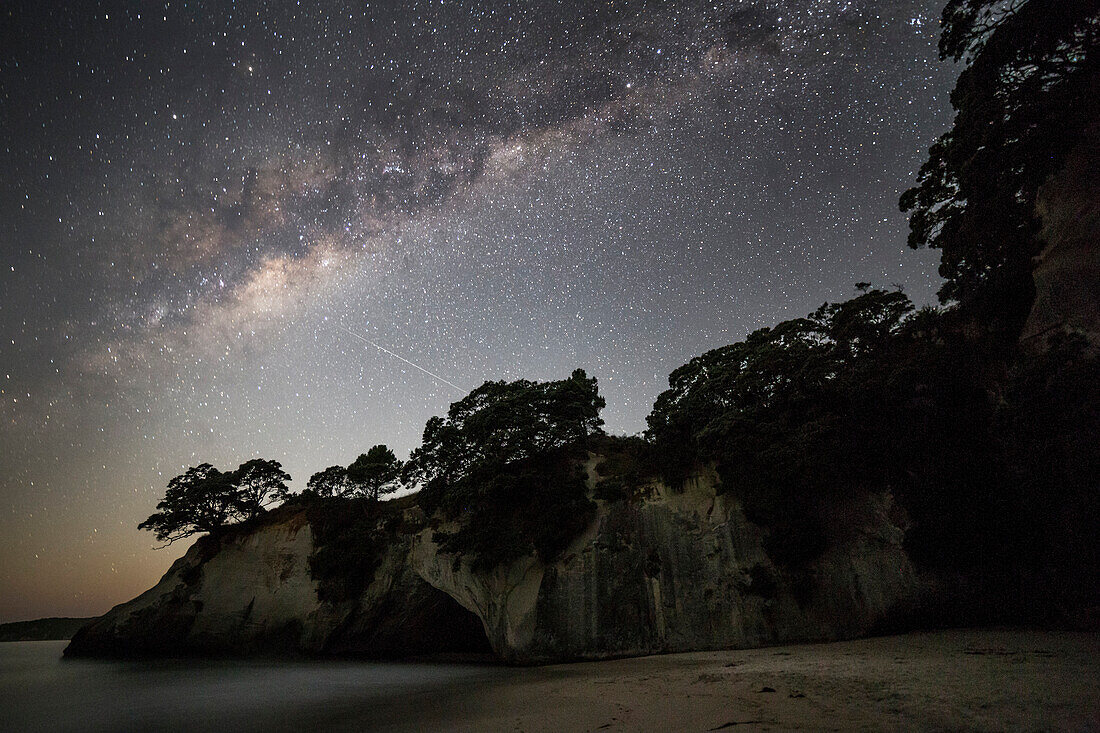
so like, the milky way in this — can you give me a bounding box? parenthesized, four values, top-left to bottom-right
(0, 0, 953, 621)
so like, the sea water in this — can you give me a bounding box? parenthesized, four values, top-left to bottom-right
(0, 641, 506, 732)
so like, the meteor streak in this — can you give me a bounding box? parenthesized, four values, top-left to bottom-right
(335, 323, 465, 394)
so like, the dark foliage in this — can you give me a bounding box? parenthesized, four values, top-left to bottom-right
(347, 445, 403, 502)
(994, 334, 1100, 614)
(900, 0, 1100, 328)
(305, 465, 355, 499)
(407, 369, 603, 570)
(138, 459, 292, 544)
(646, 283, 1090, 594)
(408, 368, 605, 494)
(304, 495, 399, 603)
(431, 451, 595, 572)
(234, 459, 293, 520)
(646, 287, 1098, 619)
(645, 291, 918, 566)
(640, 1, 1100, 619)
(592, 434, 653, 501)
(646, 288, 914, 508)
(305, 445, 403, 501)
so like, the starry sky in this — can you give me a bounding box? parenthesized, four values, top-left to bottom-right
(0, 0, 955, 623)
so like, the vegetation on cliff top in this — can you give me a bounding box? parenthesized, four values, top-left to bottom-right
(407, 368, 603, 571)
(305, 444, 404, 502)
(138, 459, 292, 545)
(644, 0, 1100, 616)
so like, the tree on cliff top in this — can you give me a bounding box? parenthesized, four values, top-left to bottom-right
(139, 464, 235, 544)
(234, 459, 293, 519)
(646, 288, 914, 481)
(305, 445, 403, 501)
(406, 368, 605, 499)
(645, 288, 920, 568)
(347, 445, 403, 502)
(406, 369, 604, 569)
(139, 459, 293, 544)
(900, 0, 1100, 329)
(305, 465, 355, 499)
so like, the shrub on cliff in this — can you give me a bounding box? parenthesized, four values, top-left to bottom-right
(646, 288, 914, 493)
(646, 287, 956, 576)
(592, 434, 654, 502)
(646, 286, 1098, 618)
(305, 495, 398, 602)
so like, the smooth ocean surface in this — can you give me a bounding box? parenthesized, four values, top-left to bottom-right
(0, 641, 508, 733)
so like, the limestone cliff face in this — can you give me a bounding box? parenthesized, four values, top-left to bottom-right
(1022, 127, 1100, 346)
(65, 509, 488, 658)
(414, 465, 918, 663)
(67, 514, 323, 656)
(67, 467, 918, 663)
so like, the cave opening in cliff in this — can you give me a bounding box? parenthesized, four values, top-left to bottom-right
(330, 578, 495, 660)
(401, 582, 495, 660)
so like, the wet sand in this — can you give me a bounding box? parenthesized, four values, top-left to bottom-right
(373, 629, 1099, 732)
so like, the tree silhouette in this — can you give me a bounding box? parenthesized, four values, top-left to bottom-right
(347, 445, 403, 502)
(406, 369, 604, 568)
(138, 463, 238, 544)
(306, 465, 354, 499)
(406, 368, 605, 498)
(233, 459, 292, 519)
(139, 459, 293, 544)
(900, 0, 1100, 329)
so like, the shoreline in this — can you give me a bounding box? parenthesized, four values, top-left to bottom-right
(3, 629, 1096, 732)
(366, 628, 1099, 732)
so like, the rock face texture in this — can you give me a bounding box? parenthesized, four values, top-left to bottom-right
(416, 467, 918, 663)
(67, 514, 322, 656)
(65, 510, 490, 658)
(1022, 128, 1100, 346)
(67, 466, 918, 663)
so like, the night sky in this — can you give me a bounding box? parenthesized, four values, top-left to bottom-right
(0, 0, 954, 622)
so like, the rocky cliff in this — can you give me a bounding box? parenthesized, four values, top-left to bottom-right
(66, 463, 919, 663)
(1022, 126, 1100, 346)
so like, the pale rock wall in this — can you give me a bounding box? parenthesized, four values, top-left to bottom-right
(410, 465, 919, 663)
(67, 465, 919, 663)
(66, 515, 321, 656)
(188, 517, 319, 648)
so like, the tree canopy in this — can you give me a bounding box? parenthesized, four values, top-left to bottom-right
(900, 0, 1100, 325)
(306, 465, 355, 499)
(347, 445, 403, 501)
(139, 459, 292, 544)
(407, 369, 604, 569)
(646, 288, 914, 480)
(234, 458, 293, 519)
(645, 288, 924, 569)
(406, 368, 605, 499)
(305, 445, 403, 501)
(635, 0, 1100, 612)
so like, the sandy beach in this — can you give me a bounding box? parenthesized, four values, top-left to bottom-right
(3, 629, 1097, 732)
(373, 629, 1099, 732)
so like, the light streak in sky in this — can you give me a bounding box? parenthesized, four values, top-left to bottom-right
(334, 322, 465, 394)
